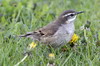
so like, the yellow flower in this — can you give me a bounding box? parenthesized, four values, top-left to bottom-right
(29, 42, 37, 48)
(49, 53, 55, 58)
(70, 34, 79, 43)
(48, 53, 55, 66)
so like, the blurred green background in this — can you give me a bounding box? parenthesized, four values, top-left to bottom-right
(0, 0, 100, 66)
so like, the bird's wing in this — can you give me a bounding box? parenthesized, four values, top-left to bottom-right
(38, 22, 59, 36)
(19, 21, 60, 39)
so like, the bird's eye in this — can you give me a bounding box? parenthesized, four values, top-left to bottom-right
(70, 14, 74, 16)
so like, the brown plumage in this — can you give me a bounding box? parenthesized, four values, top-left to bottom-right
(20, 10, 84, 48)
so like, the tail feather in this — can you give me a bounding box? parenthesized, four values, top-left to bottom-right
(19, 32, 40, 41)
(19, 32, 33, 37)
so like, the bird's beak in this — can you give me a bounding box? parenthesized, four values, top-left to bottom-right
(75, 11, 84, 15)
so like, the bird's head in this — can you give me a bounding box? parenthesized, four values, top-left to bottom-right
(59, 10, 84, 24)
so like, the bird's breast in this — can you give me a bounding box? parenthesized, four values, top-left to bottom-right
(54, 23, 74, 36)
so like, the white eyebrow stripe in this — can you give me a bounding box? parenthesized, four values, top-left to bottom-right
(63, 13, 75, 17)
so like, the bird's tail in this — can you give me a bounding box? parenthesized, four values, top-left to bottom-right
(19, 32, 40, 41)
(19, 32, 33, 38)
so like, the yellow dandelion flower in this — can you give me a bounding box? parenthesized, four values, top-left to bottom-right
(48, 53, 55, 65)
(70, 34, 79, 43)
(29, 42, 37, 48)
(49, 53, 55, 58)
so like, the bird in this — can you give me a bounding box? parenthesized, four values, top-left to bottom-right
(20, 10, 84, 48)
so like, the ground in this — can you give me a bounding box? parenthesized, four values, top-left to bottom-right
(0, 0, 100, 66)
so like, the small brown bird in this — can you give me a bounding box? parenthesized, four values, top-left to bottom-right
(20, 10, 84, 48)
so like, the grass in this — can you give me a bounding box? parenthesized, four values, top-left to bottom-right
(0, 0, 100, 66)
